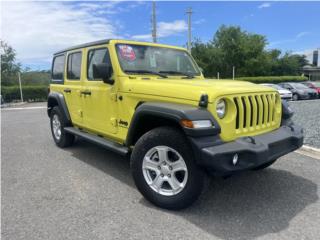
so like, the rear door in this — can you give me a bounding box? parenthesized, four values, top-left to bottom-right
(63, 50, 84, 126)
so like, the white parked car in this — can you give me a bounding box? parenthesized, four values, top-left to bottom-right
(260, 83, 292, 100)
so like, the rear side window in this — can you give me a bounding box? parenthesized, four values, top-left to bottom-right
(52, 55, 65, 82)
(67, 52, 82, 80)
(87, 48, 111, 80)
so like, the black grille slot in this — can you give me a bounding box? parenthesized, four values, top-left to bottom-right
(234, 97, 240, 129)
(255, 95, 260, 125)
(248, 96, 253, 127)
(261, 95, 265, 124)
(241, 97, 247, 128)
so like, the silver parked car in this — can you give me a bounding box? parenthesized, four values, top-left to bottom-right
(260, 83, 292, 100)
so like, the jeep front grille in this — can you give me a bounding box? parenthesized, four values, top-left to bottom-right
(233, 93, 279, 133)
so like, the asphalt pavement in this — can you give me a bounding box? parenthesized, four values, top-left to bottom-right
(290, 99, 320, 148)
(1, 103, 320, 240)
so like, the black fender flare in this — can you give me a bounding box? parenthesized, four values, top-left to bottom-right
(125, 102, 221, 146)
(47, 92, 72, 125)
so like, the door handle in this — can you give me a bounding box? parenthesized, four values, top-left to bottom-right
(81, 90, 91, 96)
(64, 88, 71, 93)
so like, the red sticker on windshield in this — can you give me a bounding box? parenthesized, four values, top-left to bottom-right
(118, 45, 136, 61)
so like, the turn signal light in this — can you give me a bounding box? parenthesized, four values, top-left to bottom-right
(180, 120, 213, 129)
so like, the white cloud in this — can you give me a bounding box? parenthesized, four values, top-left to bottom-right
(194, 18, 206, 25)
(132, 20, 188, 41)
(1, 1, 122, 66)
(296, 31, 310, 38)
(258, 3, 271, 9)
(269, 31, 312, 48)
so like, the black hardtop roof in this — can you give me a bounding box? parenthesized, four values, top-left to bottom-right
(53, 39, 185, 56)
(54, 39, 111, 55)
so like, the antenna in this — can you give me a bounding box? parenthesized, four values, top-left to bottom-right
(186, 7, 193, 52)
(152, 1, 157, 43)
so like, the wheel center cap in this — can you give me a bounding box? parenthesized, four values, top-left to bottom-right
(161, 165, 171, 175)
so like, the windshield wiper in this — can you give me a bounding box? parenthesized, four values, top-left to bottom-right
(159, 71, 195, 79)
(124, 70, 167, 78)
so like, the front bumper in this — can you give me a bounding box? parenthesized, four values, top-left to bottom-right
(299, 94, 309, 100)
(309, 92, 318, 99)
(193, 124, 303, 176)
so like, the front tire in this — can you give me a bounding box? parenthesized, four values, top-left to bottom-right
(131, 127, 204, 210)
(292, 94, 299, 101)
(50, 106, 75, 148)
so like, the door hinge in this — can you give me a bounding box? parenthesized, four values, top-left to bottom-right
(110, 118, 117, 127)
(110, 93, 117, 102)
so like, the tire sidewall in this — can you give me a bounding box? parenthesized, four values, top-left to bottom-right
(131, 127, 204, 210)
(50, 106, 73, 147)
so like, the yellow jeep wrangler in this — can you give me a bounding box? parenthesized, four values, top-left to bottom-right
(48, 39, 303, 209)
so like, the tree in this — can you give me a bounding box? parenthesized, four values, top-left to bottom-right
(191, 25, 308, 78)
(1, 40, 22, 86)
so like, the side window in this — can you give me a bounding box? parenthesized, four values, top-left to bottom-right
(67, 52, 82, 80)
(51, 55, 65, 82)
(87, 48, 112, 80)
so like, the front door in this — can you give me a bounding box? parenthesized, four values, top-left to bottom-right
(82, 47, 117, 135)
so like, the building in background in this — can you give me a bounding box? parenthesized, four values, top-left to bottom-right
(302, 49, 320, 81)
(312, 50, 319, 66)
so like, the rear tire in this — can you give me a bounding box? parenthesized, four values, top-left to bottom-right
(131, 126, 204, 210)
(50, 106, 75, 148)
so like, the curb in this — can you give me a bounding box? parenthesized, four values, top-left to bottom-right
(296, 145, 320, 160)
(301, 145, 320, 153)
(1, 102, 26, 108)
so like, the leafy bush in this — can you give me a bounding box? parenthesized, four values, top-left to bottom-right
(1, 85, 48, 103)
(235, 76, 308, 84)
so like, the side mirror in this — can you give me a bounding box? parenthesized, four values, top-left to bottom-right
(93, 63, 114, 85)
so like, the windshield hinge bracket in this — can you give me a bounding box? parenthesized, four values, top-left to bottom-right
(199, 94, 208, 108)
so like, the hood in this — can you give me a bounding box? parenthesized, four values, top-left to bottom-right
(123, 78, 277, 103)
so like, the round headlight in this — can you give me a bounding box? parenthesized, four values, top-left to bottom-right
(216, 99, 226, 119)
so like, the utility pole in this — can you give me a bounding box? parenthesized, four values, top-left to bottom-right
(217, 72, 220, 80)
(152, 1, 157, 43)
(18, 72, 24, 102)
(232, 66, 235, 80)
(186, 7, 193, 52)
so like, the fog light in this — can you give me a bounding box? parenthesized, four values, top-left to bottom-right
(232, 154, 238, 165)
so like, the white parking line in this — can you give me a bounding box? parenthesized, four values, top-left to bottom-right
(1, 106, 47, 111)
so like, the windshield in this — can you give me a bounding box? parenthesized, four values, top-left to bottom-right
(291, 83, 310, 89)
(116, 44, 200, 76)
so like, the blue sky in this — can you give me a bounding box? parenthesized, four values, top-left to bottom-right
(2, 1, 320, 70)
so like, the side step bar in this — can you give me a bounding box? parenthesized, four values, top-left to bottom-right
(64, 127, 129, 156)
